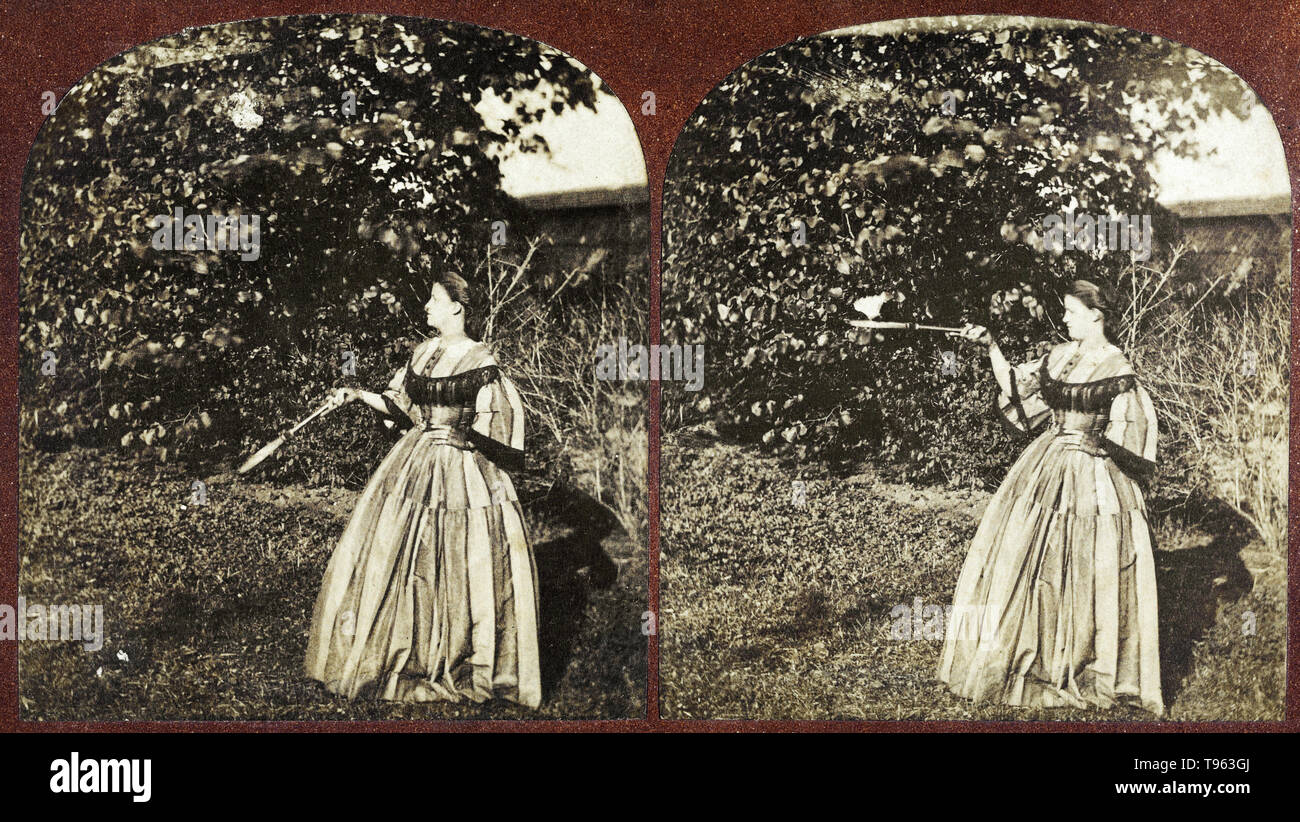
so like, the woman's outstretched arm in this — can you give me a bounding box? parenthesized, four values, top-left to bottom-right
(328, 340, 431, 423)
(953, 324, 1052, 436)
(987, 341, 1013, 398)
(953, 323, 1012, 396)
(331, 387, 391, 416)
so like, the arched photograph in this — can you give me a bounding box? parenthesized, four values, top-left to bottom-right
(660, 15, 1288, 720)
(18, 13, 649, 720)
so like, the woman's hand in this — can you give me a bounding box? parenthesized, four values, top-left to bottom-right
(951, 323, 994, 347)
(326, 387, 358, 409)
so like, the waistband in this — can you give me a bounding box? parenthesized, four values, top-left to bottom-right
(418, 424, 473, 450)
(1049, 412, 1107, 432)
(1050, 423, 1107, 436)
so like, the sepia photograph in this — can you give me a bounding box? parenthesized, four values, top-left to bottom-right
(660, 15, 1289, 720)
(17, 13, 650, 720)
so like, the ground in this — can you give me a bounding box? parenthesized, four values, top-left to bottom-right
(18, 447, 647, 721)
(660, 430, 1285, 721)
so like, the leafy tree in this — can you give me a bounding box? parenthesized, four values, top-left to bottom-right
(20, 14, 601, 478)
(662, 19, 1253, 484)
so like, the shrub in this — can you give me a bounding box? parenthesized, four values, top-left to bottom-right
(662, 21, 1251, 484)
(1129, 251, 1290, 556)
(19, 14, 600, 467)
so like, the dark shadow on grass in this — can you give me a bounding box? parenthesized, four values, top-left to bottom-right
(523, 478, 622, 698)
(748, 586, 888, 669)
(142, 473, 625, 709)
(1150, 492, 1254, 706)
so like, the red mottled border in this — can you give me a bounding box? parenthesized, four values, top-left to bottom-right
(1, 1, 1295, 733)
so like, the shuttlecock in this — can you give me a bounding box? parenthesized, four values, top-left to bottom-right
(853, 292, 893, 320)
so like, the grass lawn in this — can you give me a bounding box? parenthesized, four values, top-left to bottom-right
(18, 447, 647, 721)
(660, 431, 1285, 721)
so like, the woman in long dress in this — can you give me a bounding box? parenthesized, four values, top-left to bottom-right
(937, 280, 1163, 715)
(305, 272, 541, 707)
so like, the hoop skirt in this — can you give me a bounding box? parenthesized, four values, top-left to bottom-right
(937, 342, 1163, 715)
(305, 338, 541, 707)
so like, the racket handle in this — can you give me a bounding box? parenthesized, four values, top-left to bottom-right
(286, 399, 336, 437)
(915, 324, 965, 333)
(850, 319, 964, 333)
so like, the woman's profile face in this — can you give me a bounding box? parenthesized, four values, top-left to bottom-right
(424, 283, 460, 330)
(1062, 293, 1102, 340)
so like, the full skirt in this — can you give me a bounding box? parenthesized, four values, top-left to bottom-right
(305, 428, 542, 707)
(936, 432, 1163, 715)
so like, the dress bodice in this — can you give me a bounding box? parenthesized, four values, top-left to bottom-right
(395, 339, 497, 429)
(404, 364, 500, 426)
(995, 340, 1158, 486)
(1037, 344, 1135, 433)
(379, 337, 527, 473)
